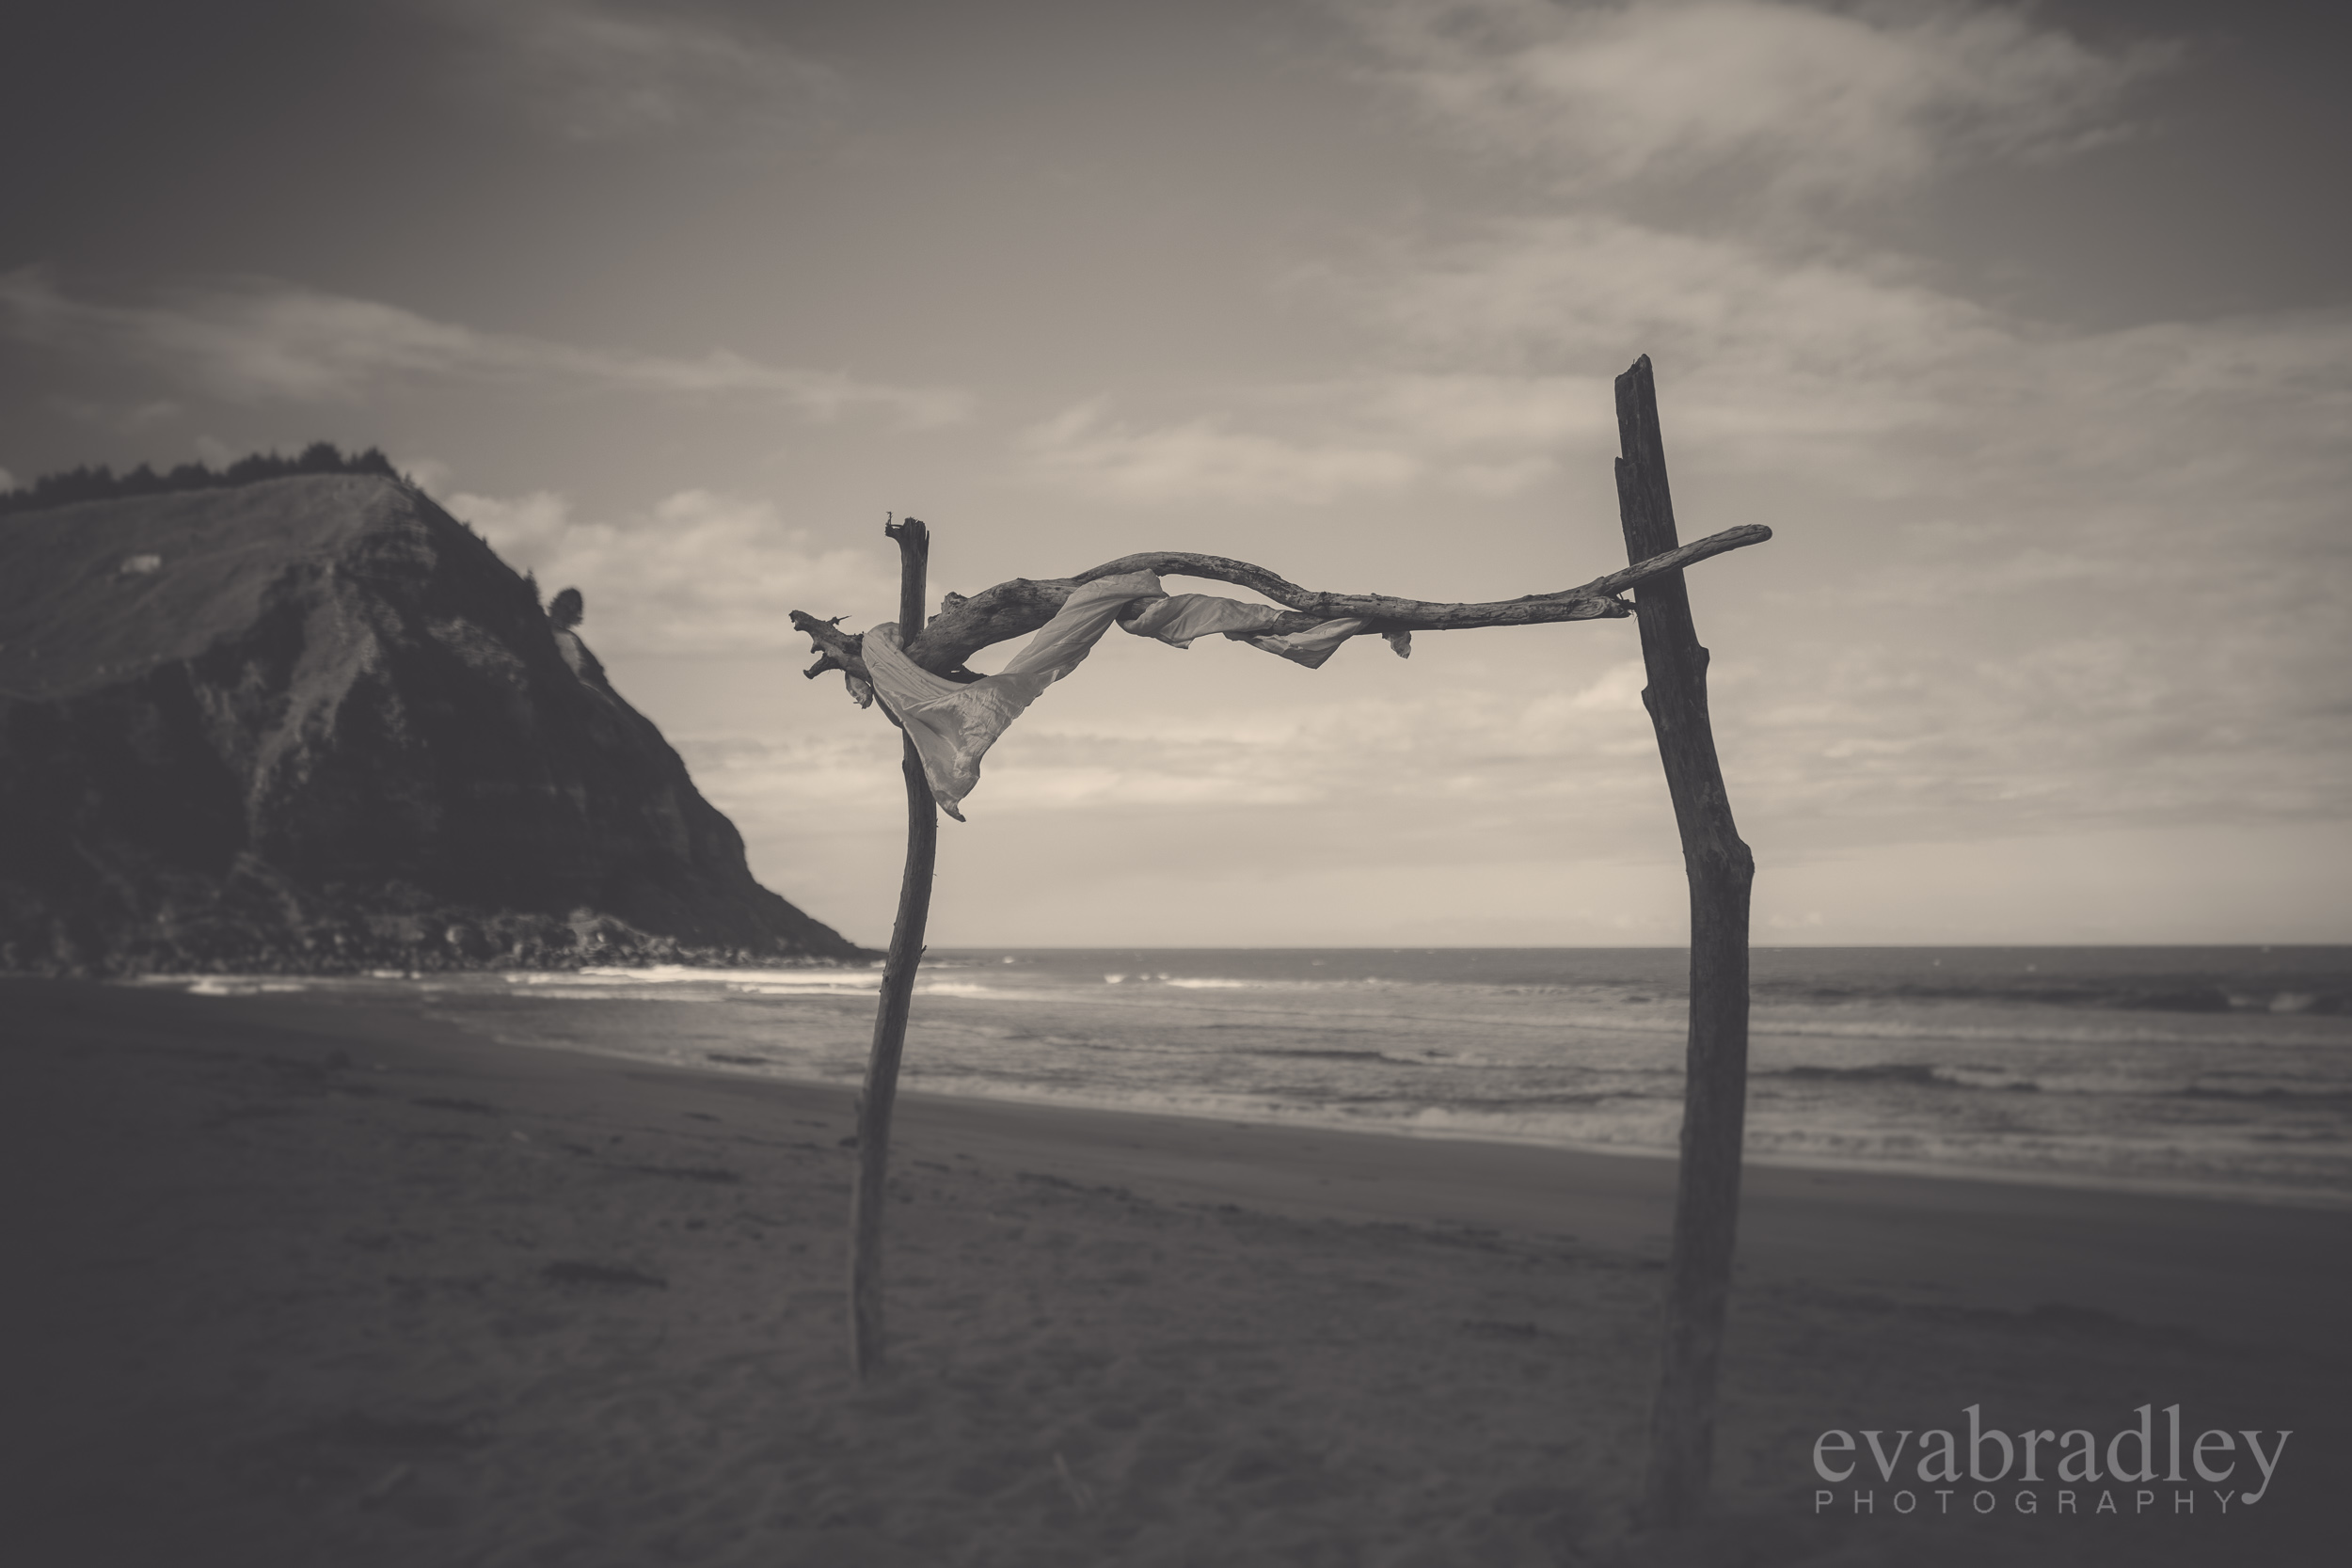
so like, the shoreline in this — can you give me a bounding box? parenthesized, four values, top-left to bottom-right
(61, 974, 2352, 1341)
(30, 974, 2352, 1354)
(10, 976, 2347, 1565)
(118, 960, 2352, 1219)
(452, 996, 2352, 1219)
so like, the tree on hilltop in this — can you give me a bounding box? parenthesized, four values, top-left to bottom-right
(0, 442, 409, 516)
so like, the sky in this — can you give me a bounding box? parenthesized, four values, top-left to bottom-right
(3, 0, 2346, 949)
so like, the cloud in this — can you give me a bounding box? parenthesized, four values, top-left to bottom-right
(981, 590, 2349, 850)
(0, 269, 970, 425)
(1002, 5, 2344, 861)
(950, 658, 1668, 829)
(1343, 0, 2169, 206)
(1017, 400, 1421, 506)
(428, 0, 842, 144)
(1015, 373, 1630, 504)
(451, 485, 900, 656)
(41, 394, 185, 433)
(1715, 621, 2352, 847)
(1049, 175, 2352, 539)
(1023, 208, 2352, 530)
(1018, 307, 2352, 842)
(398, 454, 457, 498)
(674, 730, 904, 811)
(1345, 214, 1995, 378)
(1337, 212, 2352, 510)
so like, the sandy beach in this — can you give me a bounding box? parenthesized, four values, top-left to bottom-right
(7, 976, 2346, 1567)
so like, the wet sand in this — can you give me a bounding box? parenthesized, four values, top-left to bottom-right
(7, 977, 2345, 1566)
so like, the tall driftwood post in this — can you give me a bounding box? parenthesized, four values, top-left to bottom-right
(848, 515, 938, 1382)
(1614, 356, 1756, 1527)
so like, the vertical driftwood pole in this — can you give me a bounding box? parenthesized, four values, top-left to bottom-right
(848, 515, 937, 1383)
(1614, 356, 1756, 1527)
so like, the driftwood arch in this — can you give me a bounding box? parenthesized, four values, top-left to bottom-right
(792, 356, 1760, 1529)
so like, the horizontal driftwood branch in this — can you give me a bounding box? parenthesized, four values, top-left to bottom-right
(791, 522, 1771, 683)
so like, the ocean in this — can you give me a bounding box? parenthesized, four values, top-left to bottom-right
(156, 946, 2352, 1207)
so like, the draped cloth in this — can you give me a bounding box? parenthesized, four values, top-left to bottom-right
(855, 570, 1400, 820)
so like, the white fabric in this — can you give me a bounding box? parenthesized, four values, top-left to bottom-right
(854, 571, 1394, 818)
(1118, 592, 1374, 669)
(1120, 594, 1287, 646)
(860, 572, 1153, 820)
(1250, 618, 1367, 669)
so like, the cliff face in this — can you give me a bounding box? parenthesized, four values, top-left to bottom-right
(0, 474, 869, 972)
